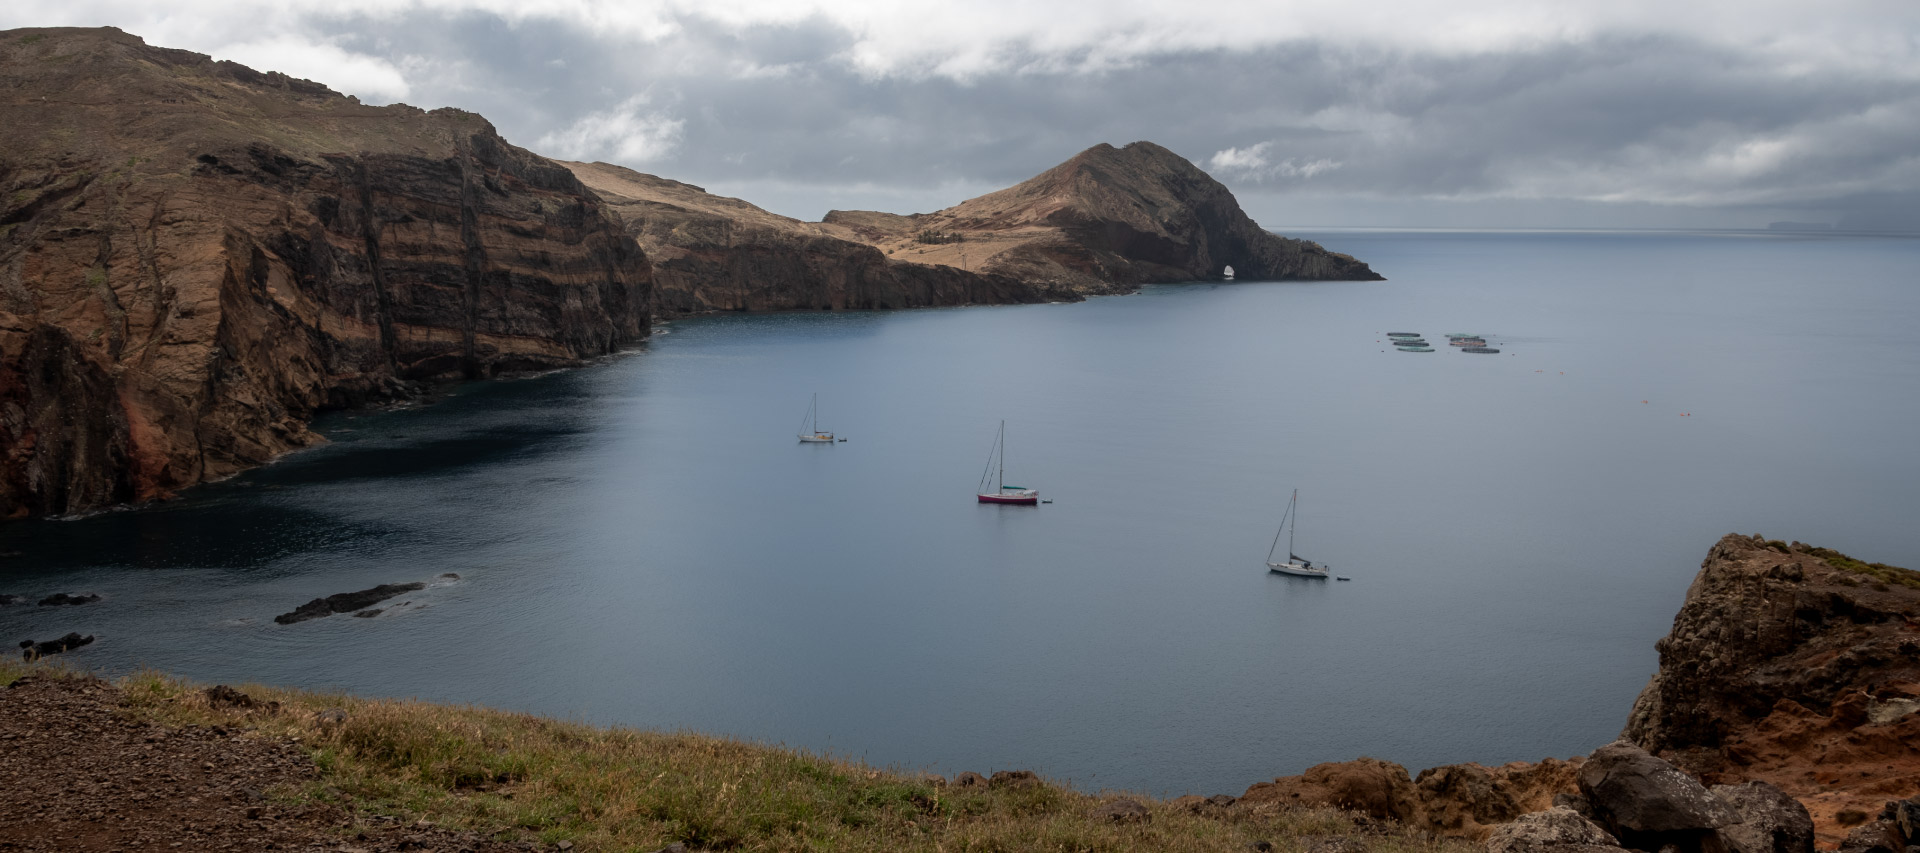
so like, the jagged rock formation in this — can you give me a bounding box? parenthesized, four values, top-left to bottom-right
(823, 141, 1382, 293)
(0, 27, 650, 519)
(1242, 756, 1583, 841)
(1622, 534, 1920, 845)
(565, 162, 1072, 316)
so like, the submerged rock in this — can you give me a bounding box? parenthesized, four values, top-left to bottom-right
(274, 583, 425, 624)
(19, 632, 94, 660)
(37, 593, 101, 606)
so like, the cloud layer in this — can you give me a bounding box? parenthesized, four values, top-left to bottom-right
(6, 1, 1917, 229)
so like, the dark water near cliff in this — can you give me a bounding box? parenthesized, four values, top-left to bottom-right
(5, 230, 1919, 795)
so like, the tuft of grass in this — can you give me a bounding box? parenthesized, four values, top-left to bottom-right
(1806, 547, 1920, 590)
(40, 666, 1479, 853)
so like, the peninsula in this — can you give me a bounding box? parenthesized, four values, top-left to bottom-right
(0, 26, 1382, 521)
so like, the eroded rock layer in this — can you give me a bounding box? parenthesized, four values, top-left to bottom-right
(823, 141, 1383, 293)
(0, 27, 650, 518)
(1622, 534, 1920, 845)
(566, 162, 1072, 316)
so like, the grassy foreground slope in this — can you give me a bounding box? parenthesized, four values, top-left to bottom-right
(0, 662, 1471, 853)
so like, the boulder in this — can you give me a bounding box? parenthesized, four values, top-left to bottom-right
(952, 772, 987, 789)
(1486, 807, 1626, 853)
(988, 770, 1039, 789)
(1415, 760, 1582, 840)
(1712, 782, 1813, 853)
(1838, 820, 1902, 853)
(204, 685, 257, 709)
(1882, 797, 1920, 844)
(1093, 797, 1151, 824)
(1242, 757, 1419, 822)
(1578, 742, 1739, 853)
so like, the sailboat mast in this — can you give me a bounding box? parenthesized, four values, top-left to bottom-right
(812, 393, 818, 433)
(997, 420, 1006, 491)
(1289, 489, 1297, 557)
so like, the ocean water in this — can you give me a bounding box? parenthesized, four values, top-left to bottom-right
(3, 229, 1918, 796)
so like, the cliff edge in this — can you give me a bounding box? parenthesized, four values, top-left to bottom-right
(565, 161, 1071, 316)
(0, 27, 651, 518)
(1622, 534, 1920, 844)
(824, 141, 1382, 293)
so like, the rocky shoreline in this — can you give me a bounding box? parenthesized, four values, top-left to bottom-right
(4, 534, 1913, 851)
(1235, 534, 1920, 850)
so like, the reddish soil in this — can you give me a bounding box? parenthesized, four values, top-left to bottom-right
(0, 675, 524, 852)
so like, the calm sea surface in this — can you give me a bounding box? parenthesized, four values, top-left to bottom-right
(4, 230, 1918, 795)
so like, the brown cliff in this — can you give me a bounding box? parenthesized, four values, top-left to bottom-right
(565, 161, 1071, 316)
(823, 141, 1383, 293)
(0, 27, 650, 518)
(1622, 534, 1920, 845)
(1242, 535, 1920, 848)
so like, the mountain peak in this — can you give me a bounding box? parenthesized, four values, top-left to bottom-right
(825, 140, 1381, 288)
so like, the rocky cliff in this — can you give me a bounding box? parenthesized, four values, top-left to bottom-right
(1242, 535, 1919, 849)
(823, 141, 1382, 293)
(1622, 534, 1920, 845)
(565, 161, 1072, 316)
(0, 27, 651, 518)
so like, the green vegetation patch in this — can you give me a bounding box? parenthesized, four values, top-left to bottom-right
(0, 664, 1479, 853)
(19, 33, 46, 45)
(1806, 546, 1920, 590)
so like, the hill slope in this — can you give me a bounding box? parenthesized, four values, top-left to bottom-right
(0, 27, 651, 518)
(824, 141, 1382, 292)
(565, 161, 1069, 316)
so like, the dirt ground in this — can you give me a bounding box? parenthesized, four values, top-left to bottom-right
(0, 674, 528, 853)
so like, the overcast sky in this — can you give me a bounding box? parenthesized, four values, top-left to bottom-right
(8, 1, 1919, 230)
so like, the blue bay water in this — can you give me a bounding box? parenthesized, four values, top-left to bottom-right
(3, 230, 1918, 795)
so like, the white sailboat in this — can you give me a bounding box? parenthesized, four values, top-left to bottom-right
(797, 393, 836, 443)
(976, 421, 1039, 504)
(1266, 489, 1330, 578)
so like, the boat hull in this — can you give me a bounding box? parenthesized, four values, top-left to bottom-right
(1267, 561, 1330, 578)
(978, 491, 1039, 505)
(798, 433, 835, 443)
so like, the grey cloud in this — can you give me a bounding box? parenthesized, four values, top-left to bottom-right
(301, 10, 1919, 230)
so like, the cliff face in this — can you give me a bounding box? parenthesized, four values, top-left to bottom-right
(1623, 534, 1920, 844)
(823, 141, 1382, 293)
(0, 28, 650, 518)
(563, 161, 1072, 316)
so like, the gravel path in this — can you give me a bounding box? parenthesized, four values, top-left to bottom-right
(0, 675, 527, 852)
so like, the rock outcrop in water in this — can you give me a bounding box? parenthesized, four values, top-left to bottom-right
(823, 141, 1383, 293)
(565, 161, 1074, 316)
(0, 27, 651, 520)
(275, 582, 428, 625)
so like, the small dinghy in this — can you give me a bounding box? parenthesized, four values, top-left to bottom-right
(1387, 332, 1422, 338)
(1396, 346, 1435, 352)
(1449, 339, 1485, 347)
(1461, 346, 1501, 354)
